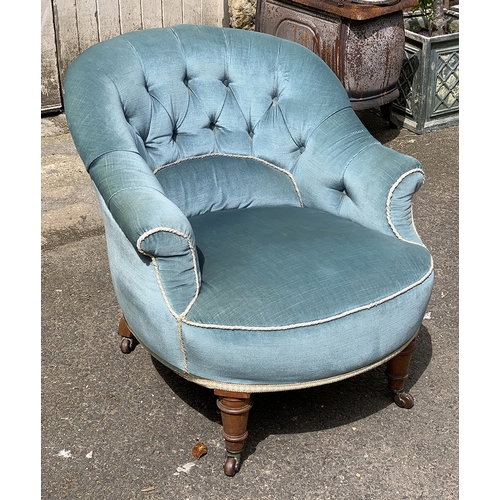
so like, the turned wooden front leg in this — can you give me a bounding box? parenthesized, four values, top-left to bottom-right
(385, 338, 417, 409)
(118, 316, 133, 338)
(214, 390, 253, 476)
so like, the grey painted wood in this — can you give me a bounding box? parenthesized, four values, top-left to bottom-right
(42, 0, 228, 112)
(41, 0, 62, 111)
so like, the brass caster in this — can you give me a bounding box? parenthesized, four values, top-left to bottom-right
(223, 453, 241, 477)
(393, 391, 414, 409)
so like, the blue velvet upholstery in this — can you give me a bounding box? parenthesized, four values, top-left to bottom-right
(65, 25, 433, 392)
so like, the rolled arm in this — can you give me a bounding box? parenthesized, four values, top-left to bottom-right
(89, 150, 196, 256)
(296, 110, 426, 245)
(340, 142, 425, 245)
(90, 150, 201, 316)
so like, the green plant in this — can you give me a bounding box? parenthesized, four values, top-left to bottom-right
(413, 0, 447, 36)
(414, 0, 434, 15)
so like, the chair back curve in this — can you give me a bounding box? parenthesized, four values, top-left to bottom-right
(64, 24, 374, 219)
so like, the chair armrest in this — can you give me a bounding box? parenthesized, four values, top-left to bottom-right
(340, 143, 425, 245)
(89, 150, 196, 256)
(294, 109, 426, 245)
(90, 150, 201, 316)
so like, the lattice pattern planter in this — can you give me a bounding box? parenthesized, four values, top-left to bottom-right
(393, 11, 459, 134)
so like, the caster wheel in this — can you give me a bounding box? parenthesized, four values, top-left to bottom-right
(120, 337, 132, 354)
(394, 391, 414, 409)
(223, 457, 238, 477)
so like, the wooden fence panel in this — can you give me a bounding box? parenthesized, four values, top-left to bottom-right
(119, 0, 143, 32)
(97, 0, 122, 41)
(201, 0, 226, 27)
(51, 0, 80, 106)
(41, 0, 62, 112)
(163, 0, 183, 26)
(42, 0, 227, 113)
(75, 0, 99, 51)
(183, 0, 203, 25)
(141, 0, 164, 29)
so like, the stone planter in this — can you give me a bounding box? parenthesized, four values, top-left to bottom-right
(392, 10, 459, 134)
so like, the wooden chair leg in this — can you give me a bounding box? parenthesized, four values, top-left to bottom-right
(385, 338, 417, 409)
(214, 390, 253, 476)
(117, 315, 137, 354)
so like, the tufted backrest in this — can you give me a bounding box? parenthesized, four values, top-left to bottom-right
(66, 25, 350, 167)
(66, 24, 424, 241)
(64, 25, 370, 215)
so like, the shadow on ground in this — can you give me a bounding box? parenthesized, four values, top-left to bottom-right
(151, 324, 432, 461)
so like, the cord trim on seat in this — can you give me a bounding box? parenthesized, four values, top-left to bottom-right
(146, 254, 190, 374)
(136, 225, 201, 376)
(181, 261, 434, 331)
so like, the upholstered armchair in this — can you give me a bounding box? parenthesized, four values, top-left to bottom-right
(64, 24, 434, 476)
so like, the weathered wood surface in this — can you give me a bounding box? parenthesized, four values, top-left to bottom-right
(42, 0, 227, 112)
(41, 0, 62, 112)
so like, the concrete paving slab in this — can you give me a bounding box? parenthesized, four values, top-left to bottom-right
(41, 111, 458, 499)
(41, 117, 103, 250)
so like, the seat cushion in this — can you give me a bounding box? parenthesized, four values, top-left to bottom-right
(186, 206, 431, 328)
(99, 191, 433, 389)
(150, 205, 434, 389)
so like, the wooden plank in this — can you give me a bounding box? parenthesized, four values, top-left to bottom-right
(52, 0, 80, 98)
(97, 0, 121, 40)
(201, 0, 227, 26)
(42, 0, 62, 111)
(162, 0, 183, 27)
(141, 0, 163, 29)
(119, 0, 143, 33)
(75, 0, 99, 51)
(46, 0, 227, 112)
(183, 0, 202, 24)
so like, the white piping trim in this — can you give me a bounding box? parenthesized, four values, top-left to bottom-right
(137, 226, 201, 317)
(177, 317, 189, 374)
(149, 255, 179, 319)
(137, 226, 202, 374)
(152, 332, 420, 393)
(153, 153, 304, 207)
(386, 168, 425, 243)
(149, 255, 189, 374)
(181, 262, 433, 332)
